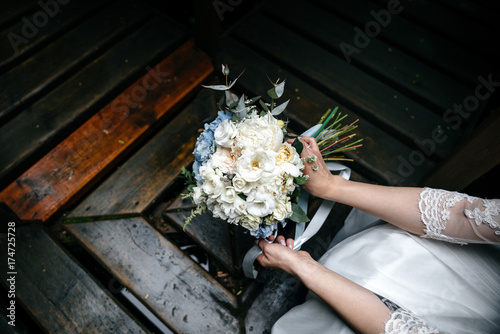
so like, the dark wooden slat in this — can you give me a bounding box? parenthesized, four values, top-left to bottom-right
(68, 85, 215, 219)
(0, 1, 38, 30)
(0, 0, 109, 72)
(0, 39, 212, 223)
(0, 0, 151, 123)
(232, 13, 460, 160)
(0, 16, 186, 189)
(425, 110, 500, 191)
(65, 217, 241, 333)
(216, 37, 435, 185)
(264, 0, 473, 113)
(0, 225, 148, 333)
(370, 0, 498, 57)
(436, 0, 500, 29)
(312, 0, 495, 86)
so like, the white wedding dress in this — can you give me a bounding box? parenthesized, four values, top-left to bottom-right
(272, 188, 500, 334)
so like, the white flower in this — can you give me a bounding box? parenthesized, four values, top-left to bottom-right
(214, 119, 237, 148)
(276, 142, 296, 164)
(273, 196, 292, 221)
(235, 111, 283, 151)
(240, 214, 261, 231)
(236, 149, 276, 183)
(232, 175, 254, 194)
(246, 188, 276, 217)
(210, 146, 236, 174)
(279, 162, 302, 178)
(283, 174, 296, 194)
(220, 186, 237, 204)
(192, 186, 205, 205)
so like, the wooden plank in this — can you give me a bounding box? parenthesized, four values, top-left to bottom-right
(264, 0, 473, 114)
(216, 37, 435, 185)
(370, 0, 498, 57)
(0, 1, 38, 30)
(65, 217, 241, 333)
(436, 0, 500, 29)
(424, 110, 500, 190)
(0, 15, 186, 190)
(312, 0, 495, 86)
(68, 87, 215, 218)
(0, 0, 151, 123)
(0, 0, 110, 72)
(0, 39, 213, 223)
(231, 13, 460, 160)
(0, 224, 148, 333)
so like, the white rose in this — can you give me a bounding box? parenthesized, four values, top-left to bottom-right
(283, 174, 296, 194)
(220, 186, 237, 204)
(203, 174, 224, 198)
(232, 175, 254, 194)
(240, 214, 261, 231)
(276, 142, 296, 164)
(236, 149, 276, 183)
(273, 197, 292, 222)
(192, 186, 205, 205)
(246, 188, 276, 217)
(214, 119, 237, 148)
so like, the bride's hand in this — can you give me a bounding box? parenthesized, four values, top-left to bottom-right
(288, 136, 337, 199)
(257, 235, 312, 276)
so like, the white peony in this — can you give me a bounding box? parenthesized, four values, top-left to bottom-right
(236, 149, 276, 183)
(214, 119, 237, 148)
(246, 188, 277, 217)
(235, 111, 283, 152)
(210, 146, 236, 174)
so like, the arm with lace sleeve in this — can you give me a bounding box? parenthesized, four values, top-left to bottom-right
(419, 187, 500, 244)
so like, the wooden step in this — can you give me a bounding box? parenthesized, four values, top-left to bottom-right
(231, 13, 461, 160)
(0, 0, 151, 123)
(0, 39, 214, 222)
(0, 14, 186, 189)
(0, 0, 38, 30)
(216, 37, 435, 185)
(68, 88, 215, 218)
(312, 0, 495, 86)
(0, 224, 148, 333)
(264, 0, 473, 114)
(0, 0, 111, 72)
(65, 217, 241, 333)
(436, 0, 500, 29)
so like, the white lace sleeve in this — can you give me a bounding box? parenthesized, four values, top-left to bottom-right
(418, 187, 500, 244)
(384, 310, 445, 334)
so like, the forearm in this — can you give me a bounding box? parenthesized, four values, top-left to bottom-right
(325, 176, 425, 235)
(293, 258, 390, 334)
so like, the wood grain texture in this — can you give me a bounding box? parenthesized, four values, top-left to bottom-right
(0, 225, 148, 333)
(0, 0, 151, 123)
(68, 88, 216, 218)
(232, 13, 460, 160)
(0, 15, 186, 188)
(65, 217, 241, 333)
(216, 37, 435, 185)
(0, 39, 213, 222)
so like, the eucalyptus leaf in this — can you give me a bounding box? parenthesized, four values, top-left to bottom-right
(225, 90, 239, 106)
(222, 64, 230, 76)
(290, 203, 310, 223)
(294, 176, 308, 186)
(271, 99, 289, 115)
(292, 136, 303, 154)
(259, 99, 269, 112)
(246, 95, 261, 106)
(267, 80, 286, 99)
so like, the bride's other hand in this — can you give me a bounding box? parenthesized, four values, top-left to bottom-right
(256, 236, 312, 276)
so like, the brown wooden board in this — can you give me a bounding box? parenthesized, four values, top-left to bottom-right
(0, 39, 213, 223)
(65, 217, 241, 333)
(231, 13, 460, 160)
(435, 0, 500, 29)
(0, 1, 38, 31)
(312, 0, 496, 87)
(0, 0, 151, 123)
(0, 15, 186, 190)
(264, 0, 473, 114)
(68, 87, 215, 218)
(0, 0, 110, 72)
(0, 224, 148, 333)
(216, 37, 436, 185)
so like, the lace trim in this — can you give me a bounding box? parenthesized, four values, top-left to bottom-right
(418, 188, 500, 244)
(418, 188, 469, 245)
(384, 310, 444, 334)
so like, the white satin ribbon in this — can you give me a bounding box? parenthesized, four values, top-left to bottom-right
(242, 127, 352, 278)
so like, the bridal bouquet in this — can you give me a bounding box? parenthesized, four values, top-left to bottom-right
(182, 65, 362, 238)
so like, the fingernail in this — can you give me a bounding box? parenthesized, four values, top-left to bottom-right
(288, 244, 293, 249)
(280, 240, 286, 246)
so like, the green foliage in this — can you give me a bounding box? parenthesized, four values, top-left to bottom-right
(290, 203, 310, 223)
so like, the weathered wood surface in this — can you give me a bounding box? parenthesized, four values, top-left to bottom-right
(0, 15, 186, 189)
(0, 224, 148, 333)
(69, 88, 215, 218)
(231, 13, 460, 160)
(0, 0, 38, 30)
(264, 0, 473, 114)
(437, 0, 500, 28)
(65, 217, 241, 333)
(312, 0, 495, 87)
(0, 0, 151, 123)
(0, 39, 213, 222)
(0, 0, 110, 72)
(216, 38, 435, 185)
